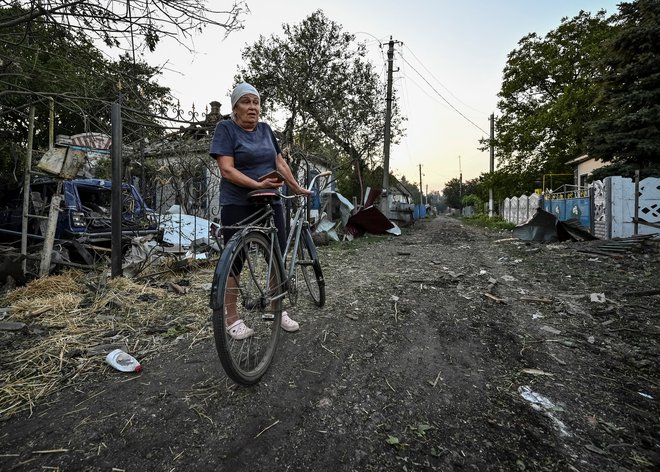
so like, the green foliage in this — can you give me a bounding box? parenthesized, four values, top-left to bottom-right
(585, 0, 660, 168)
(1, 9, 170, 138)
(410, 423, 432, 438)
(442, 177, 479, 209)
(164, 325, 188, 339)
(589, 160, 660, 181)
(0, 6, 173, 188)
(493, 10, 616, 176)
(461, 194, 483, 212)
(385, 435, 402, 447)
(93, 158, 112, 180)
(491, 1, 659, 196)
(488, 168, 565, 199)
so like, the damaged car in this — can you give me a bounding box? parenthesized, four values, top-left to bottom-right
(0, 178, 158, 244)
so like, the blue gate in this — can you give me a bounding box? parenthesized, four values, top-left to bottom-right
(542, 187, 592, 231)
(413, 204, 427, 220)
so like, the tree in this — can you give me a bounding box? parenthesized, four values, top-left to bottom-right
(462, 194, 483, 213)
(0, 0, 249, 152)
(236, 10, 404, 200)
(0, 0, 247, 53)
(476, 168, 541, 203)
(493, 10, 615, 176)
(585, 0, 660, 172)
(0, 1, 250, 234)
(442, 177, 479, 209)
(0, 6, 172, 193)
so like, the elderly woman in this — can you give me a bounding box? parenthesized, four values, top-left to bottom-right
(209, 83, 311, 339)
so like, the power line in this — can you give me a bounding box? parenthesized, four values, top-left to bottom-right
(354, 32, 389, 81)
(397, 53, 488, 135)
(402, 44, 487, 115)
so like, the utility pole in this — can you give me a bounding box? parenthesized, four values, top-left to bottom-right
(489, 113, 495, 217)
(381, 36, 399, 218)
(418, 164, 423, 206)
(21, 106, 35, 274)
(458, 155, 462, 201)
(111, 101, 123, 278)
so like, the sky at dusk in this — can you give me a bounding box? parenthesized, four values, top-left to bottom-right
(148, 0, 621, 194)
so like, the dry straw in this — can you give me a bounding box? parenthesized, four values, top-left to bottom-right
(0, 265, 215, 419)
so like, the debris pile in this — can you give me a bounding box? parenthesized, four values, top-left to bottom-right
(577, 234, 659, 258)
(0, 268, 214, 419)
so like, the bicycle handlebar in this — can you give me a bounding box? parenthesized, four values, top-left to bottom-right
(279, 170, 332, 200)
(306, 171, 332, 191)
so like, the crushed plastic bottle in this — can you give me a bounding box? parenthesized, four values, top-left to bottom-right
(105, 349, 143, 373)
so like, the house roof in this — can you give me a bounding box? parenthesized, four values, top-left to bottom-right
(391, 178, 414, 197)
(565, 154, 592, 166)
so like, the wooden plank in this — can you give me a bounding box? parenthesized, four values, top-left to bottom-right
(39, 194, 62, 277)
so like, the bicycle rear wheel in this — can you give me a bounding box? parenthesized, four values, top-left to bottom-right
(211, 230, 284, 385)
(297, 227, 325, 307)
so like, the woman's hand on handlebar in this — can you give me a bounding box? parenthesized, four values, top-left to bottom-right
(255, 178, 311, 197)
(291, 185, 313, 197)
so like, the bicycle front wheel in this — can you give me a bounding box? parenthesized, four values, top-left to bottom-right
(297, 227, 325, 307)
(211, 231, 284, 385)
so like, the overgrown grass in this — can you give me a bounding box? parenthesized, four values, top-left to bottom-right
(460, 214, 516, 231)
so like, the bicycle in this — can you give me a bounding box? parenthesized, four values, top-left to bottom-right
(210, 171, 331, 385)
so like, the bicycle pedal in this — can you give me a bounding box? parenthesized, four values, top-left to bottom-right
(262, 313, 275, 320)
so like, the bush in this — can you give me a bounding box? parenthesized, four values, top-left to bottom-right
(461, 194, 483, 213)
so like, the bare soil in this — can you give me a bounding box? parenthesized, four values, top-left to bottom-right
(1, 215, 658, 472)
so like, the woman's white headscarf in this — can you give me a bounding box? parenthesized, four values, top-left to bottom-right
(231, 83, 260, 109)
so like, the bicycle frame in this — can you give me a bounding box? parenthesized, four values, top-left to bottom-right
(234, 208, 288, 304)
(282, 171, 330, 282)
(217, 170, 330, 305)
(283, 201, 309, 280)
(210, 171, 329, 384)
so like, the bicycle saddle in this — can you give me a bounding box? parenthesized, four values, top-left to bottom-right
(247, 189, 281, 202)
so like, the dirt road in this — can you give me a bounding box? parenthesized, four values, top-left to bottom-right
(1, 215, 658, 471)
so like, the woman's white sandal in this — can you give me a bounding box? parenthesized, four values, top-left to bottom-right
(226, 319, 254, 340)
(280, 311, 300, 332)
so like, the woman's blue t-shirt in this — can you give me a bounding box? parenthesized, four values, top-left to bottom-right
(209, 120, 282, 206)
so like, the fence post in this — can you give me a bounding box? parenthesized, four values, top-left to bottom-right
(111, 102, 123, 278)
(634, 170, 640, 236)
